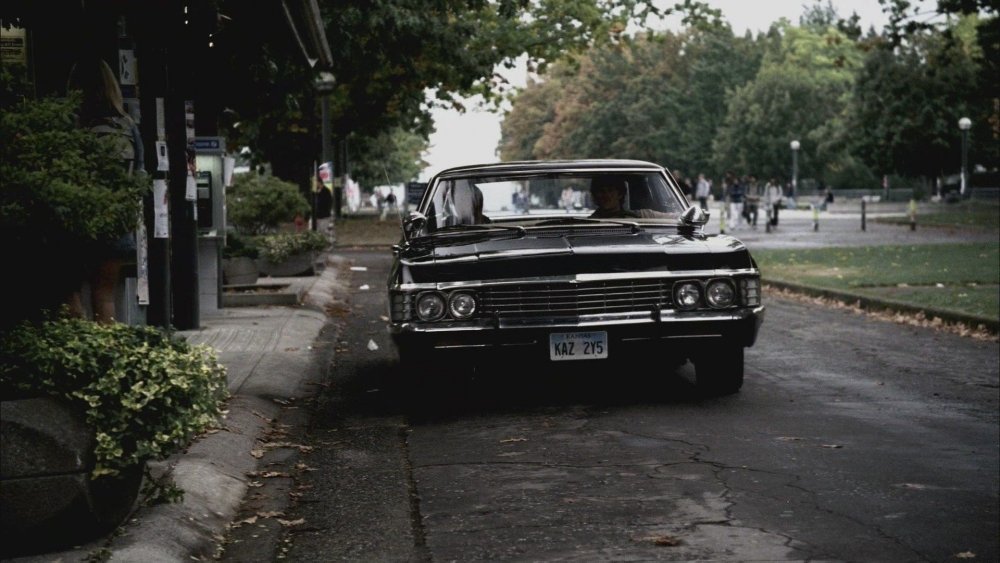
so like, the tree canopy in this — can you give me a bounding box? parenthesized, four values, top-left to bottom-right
(499, 1, 998, 190)
(213, 0, 718, 191)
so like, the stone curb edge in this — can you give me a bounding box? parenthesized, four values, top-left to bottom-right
(764, 279, 999, 334)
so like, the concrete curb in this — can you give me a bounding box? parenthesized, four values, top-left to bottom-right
(764, 279, 999, 333)
(97, 253, 344, 563)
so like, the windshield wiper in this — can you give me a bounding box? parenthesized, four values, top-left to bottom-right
(426, 224, 527, 237)
(530, 217, 642, 232)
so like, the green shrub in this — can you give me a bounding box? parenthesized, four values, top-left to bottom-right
(256, 230, 329, 263)
(222, 231, 260, 259)
(227, 173, 309, 235)
(0, 316, 229, 478)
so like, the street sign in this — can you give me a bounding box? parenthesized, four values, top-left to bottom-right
(190, 137, 226, 154)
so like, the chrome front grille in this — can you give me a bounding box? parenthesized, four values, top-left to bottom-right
(479, 280, 672, 318)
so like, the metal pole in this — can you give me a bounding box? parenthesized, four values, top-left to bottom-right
(861, 199, 866, 231)
(792, 149, 798, 201)
(960, 128, 969, 199)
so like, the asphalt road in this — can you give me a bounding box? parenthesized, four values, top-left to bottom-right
(219, 247, 998, 562)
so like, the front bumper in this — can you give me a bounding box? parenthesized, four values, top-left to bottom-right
(390, 306, 764, 361)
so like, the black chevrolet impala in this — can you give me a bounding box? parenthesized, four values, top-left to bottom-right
(387, 160, 764, 395)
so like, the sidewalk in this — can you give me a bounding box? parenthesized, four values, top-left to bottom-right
(9, 253, 351, 563)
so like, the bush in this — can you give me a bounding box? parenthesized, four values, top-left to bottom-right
(0, 316, 229, 478)
(256, 230, 329, 263)
(227, 173, 309, 235)
(223, 231, 260, 260)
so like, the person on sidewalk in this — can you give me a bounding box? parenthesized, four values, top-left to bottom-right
(724, 172, 745, 231)
(695, 173, 711, 210)
(743, 175, 760, 228)
(764, 178, 782, 227)
(65, 57, 144, 323)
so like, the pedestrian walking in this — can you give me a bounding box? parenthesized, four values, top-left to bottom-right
(725, 173, 745, 231)
(380, 190, 397, 221)
(743, 175, 760, 228)
(764, 178, 782, 227)
(695, 173, 711, 210)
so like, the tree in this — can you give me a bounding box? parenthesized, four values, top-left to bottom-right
(504, 24, 761, 179)
(712, 21, 863, 183)
(214, 0, 696, 192)
(348, 127, 429, 189)
(848, 15, 989, 183)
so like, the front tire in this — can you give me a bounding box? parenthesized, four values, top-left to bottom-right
(695, 346, 744, 396)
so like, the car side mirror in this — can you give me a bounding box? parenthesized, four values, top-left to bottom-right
(402, 211, 427, 241)
(679, 205, 709, 229)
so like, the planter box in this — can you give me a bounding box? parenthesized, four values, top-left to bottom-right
(257, 251, 315, 277)
(1, 397, 141, 557)
(223, 256, 260, 286)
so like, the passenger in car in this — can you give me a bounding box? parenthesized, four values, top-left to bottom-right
(471, 185, 491, 224)
(589, 177, 668, 219)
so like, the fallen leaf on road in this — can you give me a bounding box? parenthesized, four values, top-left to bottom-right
(261, 442, 314, 453)
(954, 551, 975, 559)
(278, 518, 306, 527)
(500, 437, 528, 443)
(776, 436, 804, 442)
(380, 315, 389, 322)
(249, 449, 264, 459)
(247, 481, 263, 488)
(257, 511, 285, 518)
(295, 463, 317, 471)
(820, 444, 843, 449)
(635, 534, 682, 547)
(368, 339, 379, 351)
(359, 284, 370, 290)
(260, 471, 291, 478)
(235, 516, 258, 526)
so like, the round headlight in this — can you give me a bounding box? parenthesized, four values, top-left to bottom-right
(416, 292, 446, 321)
(675, 282, 701, 310)
(448, 292, 477, 319)
(706, 280, 735, 308)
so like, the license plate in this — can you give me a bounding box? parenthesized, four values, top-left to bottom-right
(549, 331, 608, 361)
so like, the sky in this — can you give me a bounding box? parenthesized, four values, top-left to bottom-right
(418, 0, 900, 181)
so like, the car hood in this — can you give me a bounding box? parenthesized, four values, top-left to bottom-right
(396, 231, 754, 284)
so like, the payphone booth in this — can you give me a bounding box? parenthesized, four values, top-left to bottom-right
(191, 136, 228, 315)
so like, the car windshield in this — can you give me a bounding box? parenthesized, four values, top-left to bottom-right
(422, 171, 686, 233)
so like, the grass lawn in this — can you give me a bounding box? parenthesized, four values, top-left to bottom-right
(876, 200, 1000, 230)
(754, 243, 1000, 321)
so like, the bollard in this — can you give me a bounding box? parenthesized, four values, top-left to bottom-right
(812, 204, 819, 231)
(861, 199, 866, 231)
(909, 199, 917, 231)
(719, 203, 726, 234)
(765, 205, 772, 233)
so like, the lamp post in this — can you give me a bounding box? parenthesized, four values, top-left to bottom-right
(790, 139, 800, 201)
(958, 117, 971, 199)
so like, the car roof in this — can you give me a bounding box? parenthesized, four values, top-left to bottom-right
(433, 159, 665, 179)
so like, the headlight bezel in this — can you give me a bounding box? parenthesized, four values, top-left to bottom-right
(705, 279, 736, 309)
(447, 291, 478, 319)
(415, 291, 447, 321)
(674, 281, 702, 310)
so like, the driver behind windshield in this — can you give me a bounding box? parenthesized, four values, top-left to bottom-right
(589, 176, 667, 219)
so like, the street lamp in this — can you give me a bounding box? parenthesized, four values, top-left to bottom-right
(790, 139, 800, 200)
(958, 117, 971, 199)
